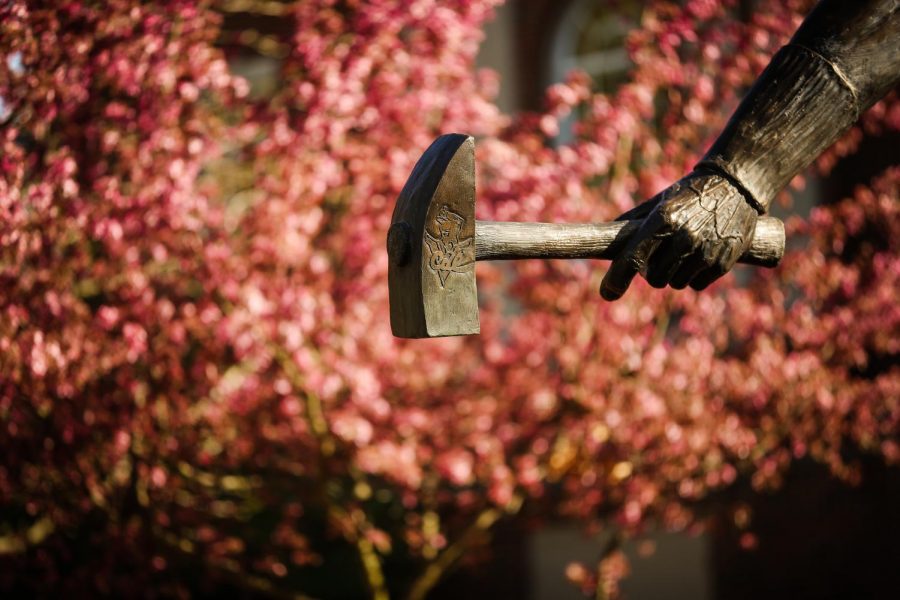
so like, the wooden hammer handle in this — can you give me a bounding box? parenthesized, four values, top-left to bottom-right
(474, 216, 785, 267)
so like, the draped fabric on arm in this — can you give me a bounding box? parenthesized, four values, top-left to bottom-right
(698, 0, 900, 212)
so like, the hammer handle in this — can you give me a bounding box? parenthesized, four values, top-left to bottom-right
(474, 216, 785, 267)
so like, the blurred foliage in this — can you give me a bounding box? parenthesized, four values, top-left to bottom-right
(0, 0, 897, 598)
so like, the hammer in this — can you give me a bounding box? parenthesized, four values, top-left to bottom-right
(387, 134, 785, 338)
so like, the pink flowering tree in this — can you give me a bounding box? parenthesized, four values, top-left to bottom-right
(1, 0, 897, 598)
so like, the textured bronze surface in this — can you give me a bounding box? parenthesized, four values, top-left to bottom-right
(703, 0, 900, 212)
(601, 0, 899, 300)
(475, 217, 783, 267)
(389, 1, 899, 336)
(388, 134, 479, 338)
(388, 138, 784, 339)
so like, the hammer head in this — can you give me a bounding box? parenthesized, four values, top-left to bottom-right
(388, 134, 479, 338)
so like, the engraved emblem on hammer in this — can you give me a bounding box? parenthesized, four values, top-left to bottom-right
(424, 206, 474, 288)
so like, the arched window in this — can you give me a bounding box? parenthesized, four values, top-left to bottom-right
(546, 0, 640, 142)
(547, 0, 640, 95)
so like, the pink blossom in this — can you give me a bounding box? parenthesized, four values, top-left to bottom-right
(436, 448, 475, 486)
(2, 0, 897, 596)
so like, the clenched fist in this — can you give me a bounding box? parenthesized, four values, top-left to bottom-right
(600, 172, 759, 300)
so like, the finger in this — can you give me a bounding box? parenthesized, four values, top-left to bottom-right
(669, 254, 709, 289)
(689, 241, 742, 291)
(600, 235, 661, 301)
(645, 231, 693, 288)
(689, 264, 729, 291)
(644, 236, 676, 288)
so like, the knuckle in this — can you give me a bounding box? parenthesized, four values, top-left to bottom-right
(699, 245, 718, 267)
(683, 229, 704, 249)
(676, 228, 699, 251)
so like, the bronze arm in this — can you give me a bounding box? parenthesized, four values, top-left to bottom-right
(698, 0, 900, 213)
(600, 0, 900, 300)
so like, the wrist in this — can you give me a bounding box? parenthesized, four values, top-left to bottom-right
(691, 164, 766, 215)
(697, 43, 859, 213)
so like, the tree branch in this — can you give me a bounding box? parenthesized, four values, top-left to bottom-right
(406, 496, 523, 600)
(274, 347, 389, 600)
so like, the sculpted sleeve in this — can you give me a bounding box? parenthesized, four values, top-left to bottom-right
(697, 0, 900, 213)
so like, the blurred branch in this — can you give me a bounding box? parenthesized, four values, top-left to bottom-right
(231, 30, 289, 58)
(354, 524, 390, 600)
(595, 530, 625, 600)
(0, 517, 55, 555)
(217, 0, 292, 16)
(274, 347, 389, 600)
(651, 309, 671, 348)
(609, 135, 634, 187)
(406, 495, 523, 600)
(152, 525, 316, 600)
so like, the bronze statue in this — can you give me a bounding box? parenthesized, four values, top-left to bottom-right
(387, 0, 899, 337)
(386, 136, 784, 338)
(600, 0, 900, 300)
